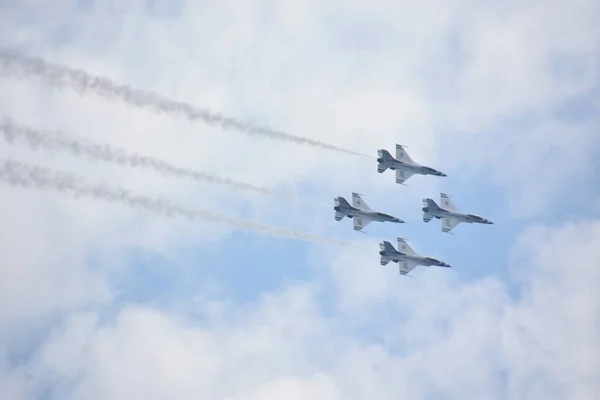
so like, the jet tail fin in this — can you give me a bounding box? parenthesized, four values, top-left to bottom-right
(335, 196, 352, 208)
(377, 149, 395, 173)
(378, 149, 395, 161)
(423, 198, 442, 212)
(380, 241, 396, 253)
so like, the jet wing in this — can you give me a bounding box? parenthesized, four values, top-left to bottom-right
(397, 238, 417, 256)
(399, 260, 419, 275)
(353, 216, 372, 231)
(395, 144, 415, 163)
(440, 193, 459, 212)
(352, 192, 372, 211)
(395, 168, 414, 184)
(441, 217, 462, 233)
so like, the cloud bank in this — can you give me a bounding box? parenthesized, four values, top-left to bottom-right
(0, 0, 598, 399)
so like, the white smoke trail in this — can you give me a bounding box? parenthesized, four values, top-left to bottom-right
(0, 159, 353, 247)
(0, 51, 369, 157)
(0, 117, 275, 196)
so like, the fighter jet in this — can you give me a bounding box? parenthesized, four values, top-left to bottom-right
(377, 144, 447, 184)
(379, 237, 451, 276)
(334, 192, 404, 231)
(422, 193, 493, 233)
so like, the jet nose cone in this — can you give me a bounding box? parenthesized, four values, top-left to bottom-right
(486, 220, 494, 224)
(394, 218, 405, 223)
(440, 172, 447, 177)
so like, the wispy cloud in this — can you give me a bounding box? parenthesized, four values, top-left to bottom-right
(12, 220, 599, 399)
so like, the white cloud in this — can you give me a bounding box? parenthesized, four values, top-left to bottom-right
(0, 186, 112, 324)
(3, 219, 596, 399)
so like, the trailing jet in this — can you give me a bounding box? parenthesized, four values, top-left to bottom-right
(334, 192, 404, 231)
(377, 144, 446, 184)
(422, 193, 493, 233)
(379, 237, 451, 276)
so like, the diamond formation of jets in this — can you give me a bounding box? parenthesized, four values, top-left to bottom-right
(331, 143, 492, 277)
(377, 144, 446, 184)
(422, 193, 493, 233)
(379, 237, 451, 276)
(334, 192, 404, 231)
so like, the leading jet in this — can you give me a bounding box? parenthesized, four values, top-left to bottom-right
(377, 144, 447, 184)
(334, 192, 404, 231)
(422, 193, 493, 233)
(379, 237, 451, 276)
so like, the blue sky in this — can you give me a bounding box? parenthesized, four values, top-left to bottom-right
(0, 1, 599, 399)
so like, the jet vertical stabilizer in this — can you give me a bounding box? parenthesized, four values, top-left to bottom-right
(334, 197, 351, 221)
(335, 197, 352, 208)
(379, 241, 396, 266)
(377, 149, 394, 173)
(422, 199, 433, 223)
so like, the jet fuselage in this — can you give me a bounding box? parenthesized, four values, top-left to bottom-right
(422, 205, 493, 224)
(334, 204, 401, 223)
(378, 248, 451, 267)
(376, 157, 446, 177)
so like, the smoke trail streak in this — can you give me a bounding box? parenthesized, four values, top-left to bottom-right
(0, 159, 353, 247)
(0, 117, 333, 207)
(0, 117, 275, 196)
(0, 51, 369, 157)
